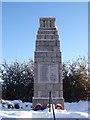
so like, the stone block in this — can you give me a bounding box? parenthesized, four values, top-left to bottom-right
(46, 52, 56, 57)
(33, 97, 64, 108)
(49, 41, 55, 46)
(56, 52, 61, 57)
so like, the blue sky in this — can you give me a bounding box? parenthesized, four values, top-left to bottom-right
(2, 2, 88, 63)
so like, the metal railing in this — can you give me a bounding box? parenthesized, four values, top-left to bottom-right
(49, 91, 56, 120)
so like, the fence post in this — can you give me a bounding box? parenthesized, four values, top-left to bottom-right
(49, 91, 51, 112)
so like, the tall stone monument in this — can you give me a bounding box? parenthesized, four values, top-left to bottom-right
(33, 18, 64, 107)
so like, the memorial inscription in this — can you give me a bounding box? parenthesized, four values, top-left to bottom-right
(38, 64, 58, 83)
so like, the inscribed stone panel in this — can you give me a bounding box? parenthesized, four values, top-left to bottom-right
(38, 63, 59, 83)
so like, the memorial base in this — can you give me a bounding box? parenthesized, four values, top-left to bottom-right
(32, 97, 64, 108)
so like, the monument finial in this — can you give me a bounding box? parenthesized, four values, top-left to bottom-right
(39, 18, 55, 28)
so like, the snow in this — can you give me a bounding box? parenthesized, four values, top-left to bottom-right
(0, 100, 89, 119)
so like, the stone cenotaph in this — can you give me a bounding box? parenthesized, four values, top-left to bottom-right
(33, 18, 64, 107)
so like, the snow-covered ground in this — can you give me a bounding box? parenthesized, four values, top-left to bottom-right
(0, 100, 89, 119)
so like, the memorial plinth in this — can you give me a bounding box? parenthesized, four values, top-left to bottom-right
(33, 18, 64, 107)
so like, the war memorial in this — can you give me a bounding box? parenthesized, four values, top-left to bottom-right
(33, 18, 64, 107)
